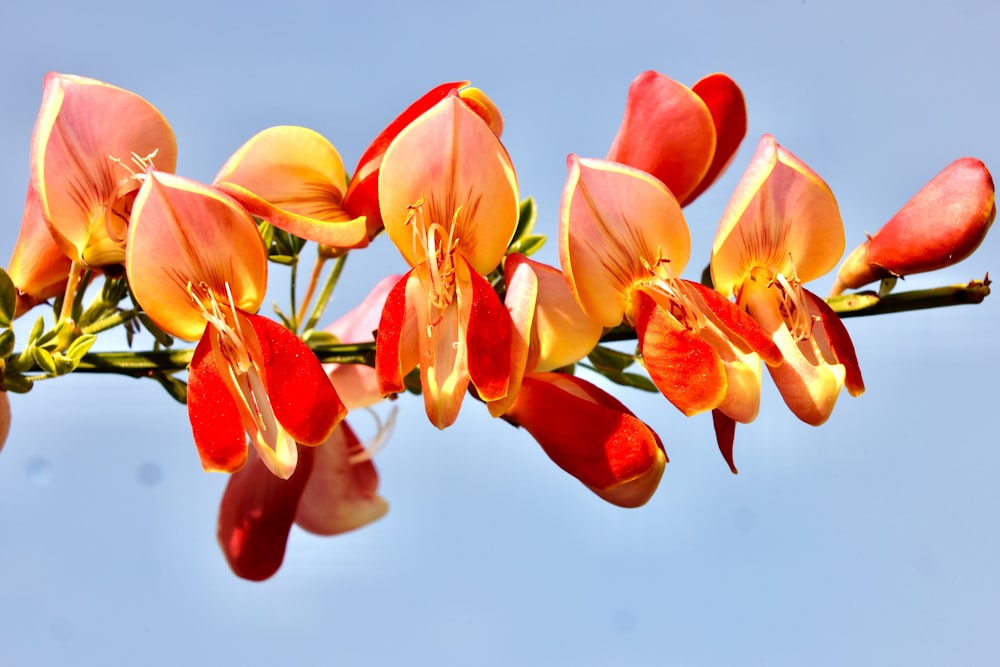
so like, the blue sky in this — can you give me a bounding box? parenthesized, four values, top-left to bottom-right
(1, 1, 998, 665)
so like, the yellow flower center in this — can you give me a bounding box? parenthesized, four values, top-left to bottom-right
(406, 197, 462, 312)
(640, 246, 705, 331)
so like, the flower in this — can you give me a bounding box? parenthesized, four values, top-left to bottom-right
(213, 83, 504, 251)
(375, 90, 519, 428)
(216, 278, 395, 581)
(5, 184, 74, 317)
(559, 155, 780, 423)
(126, 171, 345, 478)
(30, 73, 177, 267)
(712, 135, 864, 426)
(831, 157, 996, 294)
(494, 253, 665, 507)
(607, 71, 747, 206)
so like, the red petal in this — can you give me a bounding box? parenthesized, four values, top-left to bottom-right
(375, 270, 416, 395)
(466, 263, 512, 401)
(187, 329, 248, 473)
(505, 372, 667, 508)
(805, 290, 865, 397)
(633, 289, 726, 416)
(685, 73, 747, 205)
(246, 313, 346, 446)
(217, 445, 315, 581)
(688, 281, 782, 365)
(712, 409, 739, 474)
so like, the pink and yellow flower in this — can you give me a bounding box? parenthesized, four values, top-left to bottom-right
(6, 184, 74, 317)
(712, 135, 864, 426)
(30, 73, 177, 267)
(375, 90, 519, 428)
(126, 172, 344, 478)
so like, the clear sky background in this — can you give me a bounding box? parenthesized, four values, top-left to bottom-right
(1, 1, 998, 665)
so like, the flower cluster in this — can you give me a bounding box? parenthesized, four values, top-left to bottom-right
(0, 71, 993, 579)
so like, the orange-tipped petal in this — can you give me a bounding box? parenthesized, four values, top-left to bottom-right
(217, 445, 315, 581)
(505, 372, 667, 508)
(633, 288, 727, 416)
(126, 172, 267, 341)
(832, 157, 995, 294)
(187, 329, 250, 473)
(607, 71, 715, 204)
(31, 72, 177, 267)
(685, 73, 748, 205)
(559, 155, 691, 327)
(713, 134, 844, 297)
(295, 422, 388, 535)
(7, 184, 73, 317)
(214, 126, 368, 249)
(378, 93, 519, 275)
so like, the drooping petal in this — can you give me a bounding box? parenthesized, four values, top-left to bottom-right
(6, 184, 74, 317)
(712, 134, 844, 297)
(187, 329, 250, 473)
(378, 93, 519, 275)
(465, 258, 512, 402)
(607, 71, 716, 204)
(326, 274, 403, 409)
(374, 270, 420, 396)
(685, 73, 748, 205)
(831, 157, 996, 294)
(559, 155, 691, 327)
(0, 392, 11, 454)
(632, 288, 727, 417)
(31, 73, 177, 267)
(246, 313, 346, 446)
(214, 126, 369, 249)
(712, 409, 739, 474)
(487, 253, 539, 418)
(126, 172, 267, 341)
(505, 372, 667, 508)
(804, 290, 865, 397)
(217, 445, 315, 581)
(295, 422, 389, 535)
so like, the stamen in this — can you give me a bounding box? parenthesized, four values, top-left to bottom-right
(407, 197, 461, 315)
(642, 246, 705, 331)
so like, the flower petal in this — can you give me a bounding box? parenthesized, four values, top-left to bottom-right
(187, 329, 249, 473)
(31, 73, 177, 266)
(379, 93, 519, 274)
(216, 445, 314, 581)
(6, 184, 73, 317)
(126, 172, 267, 341)
(685, 73, 747, 205)
(505, 372, 667, 508)
(465, 257, 512, 402)
(559, 155, 691, 327)
(214, 126, 369, 249)
(607, 70, 715, 204)
(374, 270, 419, 396)
(295, 422, 389, 535)
(712, 135, 844, 297)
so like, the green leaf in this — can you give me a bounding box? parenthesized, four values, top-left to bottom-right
(303, 330, 340, 350)
(0, 268, 16, 328)
(588, 345, 638, 373)
(138, 313, 174, 348)
(32, 347, 58, 374)
(65, 334, 97, 362)
(603, 369, 658, 393)
(0, 329, 15, 358)
(151, 373, 188, 404)
(507, 234, 546, 257)
(268, 254, 297, 266)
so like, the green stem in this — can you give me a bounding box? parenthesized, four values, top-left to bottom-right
(302, 253, 347, 333)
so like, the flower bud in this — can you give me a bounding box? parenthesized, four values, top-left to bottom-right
(832, 158, 995, 295)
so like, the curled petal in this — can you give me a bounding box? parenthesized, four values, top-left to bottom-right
(31, 73, 177, 266)
(832, 158, 996, 294)
(7, 184, 73, 317)
(217, 446, 315, 581)
(505, 372, 667, 508)
(126, 172, 267, 341)
(214, 126, 368, 249)
(684, 73, 748, 204)
(559, 155, 690, 327)
(295, 422, 389, 535)
(374, 270, 420, 396)
(713, 135, 844, 297)
(607, 71, 716, 204)
(466, 260, 512, 402)
(188, 329, 250, 474)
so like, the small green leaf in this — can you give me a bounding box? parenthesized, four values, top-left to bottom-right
(507, 234, 546, 257)
(66, 334, 97, 362)
(0, 268, 17, 328)
(588, 345, 638, 373)
(303, 330, 340, 350)
(269, 254, 297, 266)
(27, 316, 45, 346)
(604, 370, 658, 393)
(52, 353, 77, 375)
(0, 329, 15, 358)
(151, 373, 188, 404)
(32, 347, 58, 374)
(138, 313, 174, 348)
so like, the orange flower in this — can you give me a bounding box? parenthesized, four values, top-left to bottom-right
(375, 91, 518, 428)
(126, 172, 344, 478)
(5, 184, 73, 317)
(712, 135, 863, 426)
(559, 155, 779, 423)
